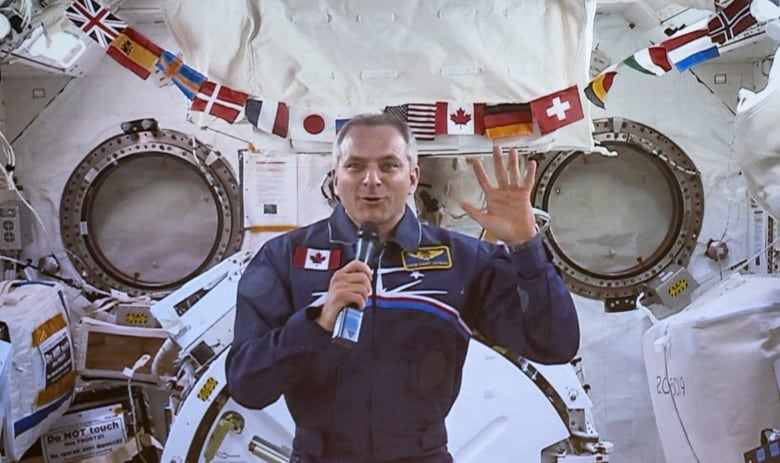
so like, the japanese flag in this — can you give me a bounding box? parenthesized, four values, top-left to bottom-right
(288, 107, 351, 142)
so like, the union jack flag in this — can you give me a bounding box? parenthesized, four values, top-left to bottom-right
(65, 0, 127, 48)
(191, 81, 249, 123)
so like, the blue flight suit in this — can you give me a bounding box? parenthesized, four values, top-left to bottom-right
(226, 205, 579, 463)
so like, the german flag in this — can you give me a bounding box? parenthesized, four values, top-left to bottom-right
(584, 68, 617, 109)
(483, 103, 533, 138)
(107, 27, 163, 79)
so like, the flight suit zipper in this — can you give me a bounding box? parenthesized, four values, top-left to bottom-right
(367, 243, 385, 457)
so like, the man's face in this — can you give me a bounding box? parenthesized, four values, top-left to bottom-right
(333, 124, 419, 239)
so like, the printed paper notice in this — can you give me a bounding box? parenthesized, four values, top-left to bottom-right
(42, 404, 127, 463)
(243, 154, 298, 227)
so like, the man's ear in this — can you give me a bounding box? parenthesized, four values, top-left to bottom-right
(408, 165, 420, 195)
(331, 168, 339, 190)
(323, 170, 340, 206)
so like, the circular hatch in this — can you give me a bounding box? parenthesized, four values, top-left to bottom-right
(533, 117, 703, 310)
(60, 120, 243, 296)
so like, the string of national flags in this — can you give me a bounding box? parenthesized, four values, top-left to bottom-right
(64, 0, 588, 143)
(585, 0, 758, 109)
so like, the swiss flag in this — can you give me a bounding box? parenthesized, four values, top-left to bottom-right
(529, 85, 584, 135)
(191, 80, 249, 123)
(434, 102, 485, 135)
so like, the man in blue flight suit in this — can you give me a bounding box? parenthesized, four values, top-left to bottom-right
(226, 113, 579, 463)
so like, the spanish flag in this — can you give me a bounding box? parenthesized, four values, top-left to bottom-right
(107, 27, 163, 79)
(584, 67, 618, 109)
(483, 103, 533, 138)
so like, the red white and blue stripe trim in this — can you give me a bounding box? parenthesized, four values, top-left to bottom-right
(374, 294, 471, 337)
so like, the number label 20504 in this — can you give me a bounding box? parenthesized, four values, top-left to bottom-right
(656, 375, 685, 396)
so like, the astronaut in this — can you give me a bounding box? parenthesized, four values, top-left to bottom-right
(226, 113, 579, 463)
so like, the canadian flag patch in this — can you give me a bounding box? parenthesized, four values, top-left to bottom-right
(293, 246, 341, 270)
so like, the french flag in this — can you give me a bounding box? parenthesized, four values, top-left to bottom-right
(245, 99, 289, 138)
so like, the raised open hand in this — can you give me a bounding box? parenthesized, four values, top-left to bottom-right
(459, 146, 538, 246)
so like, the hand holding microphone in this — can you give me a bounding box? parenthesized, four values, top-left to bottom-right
(316, 260, 372, 332)
(318, 222, 380, 346)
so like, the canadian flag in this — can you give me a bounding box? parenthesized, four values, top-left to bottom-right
(293, 246, 341, 270)
(435, 102, 485, 135)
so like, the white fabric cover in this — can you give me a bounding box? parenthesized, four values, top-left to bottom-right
(0, 281, 75, 461)
(751, 0, 780, 23)
(161, 0, 596, 151)
(0, 340, 11, 436)
(642, 273, 780, 463)
(734, 46, 780, 220)
(676, 0, 715, 10)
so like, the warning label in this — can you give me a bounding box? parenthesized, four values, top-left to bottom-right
(42, 405, 127, 463)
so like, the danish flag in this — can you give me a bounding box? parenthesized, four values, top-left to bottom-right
(65, 0, 127, 48)
(191, 81, 249, 123)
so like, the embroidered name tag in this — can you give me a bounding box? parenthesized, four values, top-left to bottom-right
(294, 246, 341, 270)
(402, 246, 452, 270)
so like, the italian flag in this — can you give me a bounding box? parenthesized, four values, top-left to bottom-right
(623, 45, 672, 76)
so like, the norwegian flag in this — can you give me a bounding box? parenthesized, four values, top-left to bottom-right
(191, 81, 249, 123)
(707, 0, 756, 44)
(65, 0, 127, 48)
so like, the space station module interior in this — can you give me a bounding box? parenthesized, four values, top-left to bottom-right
(0, 0, 780, 462)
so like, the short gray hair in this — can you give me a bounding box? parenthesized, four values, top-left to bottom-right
(332, 113, 418, 167)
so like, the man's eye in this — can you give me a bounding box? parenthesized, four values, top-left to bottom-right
(381, 163, 400, 171)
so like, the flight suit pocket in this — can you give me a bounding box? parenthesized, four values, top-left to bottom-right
(292, 428, 325, 461)
(415, 349, 451, 394)
(306, 347, 343, 392)
(408, 338, 457, 403)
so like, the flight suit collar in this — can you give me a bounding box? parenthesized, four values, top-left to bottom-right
(327, 204, 422, 251)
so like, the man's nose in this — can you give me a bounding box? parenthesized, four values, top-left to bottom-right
(362, 166, 382, 185)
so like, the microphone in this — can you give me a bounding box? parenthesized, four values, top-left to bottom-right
(332, 221, 380, 347)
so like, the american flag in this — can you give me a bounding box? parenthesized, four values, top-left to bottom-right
(707, 0, 756, 44)
(65, 0, 127, 48)
(384, 103, 438, 140)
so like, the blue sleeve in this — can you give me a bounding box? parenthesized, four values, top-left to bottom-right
(469, 236, 580, 364)
(225, 245, 331, 409)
